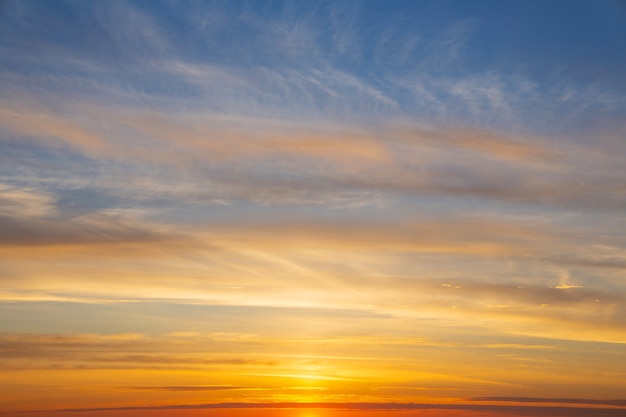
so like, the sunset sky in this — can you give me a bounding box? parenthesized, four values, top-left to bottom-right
(1, 1, 625, 416)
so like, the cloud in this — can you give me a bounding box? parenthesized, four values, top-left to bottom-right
(0, 212, 169, 248)
(0, 333, 276, 371)
(408, 281, 626, 341)
(125, 385, 257, 391)
(0, 196, 181, 257)
(435, 282, 623, 308)
(0, 204, 622, 344)
(0, 183, 56, 217)
(0, 183, 194, 259)
(14, 402, 626, 416)
(159, 61, 252, 90)
(471, 397, 626, 407)
(0, 105, 108, 155)
(391, 125, 556, 161)
(3, 96, 624, 212)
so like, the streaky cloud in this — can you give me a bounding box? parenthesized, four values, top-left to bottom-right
(17, 402, 626, 416)
(124, 385, 258, 391)
(472, 397, 626, 407)
(2, 100, 624, 210)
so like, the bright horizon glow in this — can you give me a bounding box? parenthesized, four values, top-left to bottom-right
(0, 1, 625, 416)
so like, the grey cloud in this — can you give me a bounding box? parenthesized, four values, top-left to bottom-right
(0, 214, 166, 247)
(0, 184, 184, 250)
(0, 333, 154, 357)
(0, 333, 276, 370)
(436, 282, 624, 307)
(15, 402, 626, 416)
(472, 397, 626, 407)
(0, 184, 56, 217)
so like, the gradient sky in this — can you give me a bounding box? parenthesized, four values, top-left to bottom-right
(1, 1, 625, 416)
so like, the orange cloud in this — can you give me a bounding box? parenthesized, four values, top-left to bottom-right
(2, 100, 624, 211)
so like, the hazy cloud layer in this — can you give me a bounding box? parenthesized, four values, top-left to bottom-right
(472, 397, 626, 407)
(9, 402, 625, 417)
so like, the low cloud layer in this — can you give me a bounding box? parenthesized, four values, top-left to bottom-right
(472, 397, 626, 407)
(12, 402, 625, 417)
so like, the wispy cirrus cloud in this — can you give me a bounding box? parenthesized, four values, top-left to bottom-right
(2, 100, 624, 212)
(0, 185, 623, 344)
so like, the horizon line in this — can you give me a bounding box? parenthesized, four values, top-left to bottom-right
(9, 400, 625, 416)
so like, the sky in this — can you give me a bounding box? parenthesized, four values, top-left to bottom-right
(0, 0, 625, 416)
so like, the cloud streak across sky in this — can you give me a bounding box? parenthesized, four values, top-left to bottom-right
(0, 0, 625, 415)
(4, 402, 625, 417)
